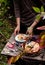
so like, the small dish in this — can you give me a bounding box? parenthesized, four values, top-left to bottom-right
(15, 34, 28, 43)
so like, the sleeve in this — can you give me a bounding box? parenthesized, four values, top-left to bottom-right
(13, 0, 20, 17)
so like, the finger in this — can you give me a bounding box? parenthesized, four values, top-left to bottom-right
(29, 32, 33, 36)
(26, 30, 29, 34)
(18, 29, 20, 33)
(29, 32, 32, 35)
(14, 29, 17, 36)
(29, 34, 33, 38)
(16, 31, 19, 35)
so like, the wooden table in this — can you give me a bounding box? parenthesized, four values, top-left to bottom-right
(22, 48, 45, 61)
(1, 34, 26, 65)
(1, 34, 45, 65)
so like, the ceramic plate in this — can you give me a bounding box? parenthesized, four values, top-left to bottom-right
(15, 34, 28, 43)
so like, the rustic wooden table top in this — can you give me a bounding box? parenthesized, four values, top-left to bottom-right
(1, 33, 45, 61)
(1, 34, 23, 56)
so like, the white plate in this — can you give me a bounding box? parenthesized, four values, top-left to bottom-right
(15, 34, 27, 43)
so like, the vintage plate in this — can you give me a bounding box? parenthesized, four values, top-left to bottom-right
(15, 34, 28, 43)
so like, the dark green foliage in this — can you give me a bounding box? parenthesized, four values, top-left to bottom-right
(33, 6, 45, 21)
(41, 6, 44, 12)
(0, 0, 15, 65)
(33, 7, 40, 13)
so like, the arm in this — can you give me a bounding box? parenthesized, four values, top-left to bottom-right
(16, 17, 20, 27)
(30, 19, 39, 28)
(13, 0, 20, 35)
(26, 19, 39, 35)
(29, 13, 42, 28)
(13, 0, 20, 25)
(26, 14, 42, 35)
(13, 0, 20, 18)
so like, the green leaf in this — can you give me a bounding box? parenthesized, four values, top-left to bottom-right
(36, 14, 41, 20)
(41, 6, 44, 12)
(0, 0, 7, 3)
(0, 22, 3, 26)
(33, 7, 41, 13)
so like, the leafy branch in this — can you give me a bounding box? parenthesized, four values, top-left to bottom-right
(33, 6, 45, 20)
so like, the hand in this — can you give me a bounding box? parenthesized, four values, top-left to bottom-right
(37, 26, 45, 30)
(14, 25, 20, 35)
(26, 26, 33, 37)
